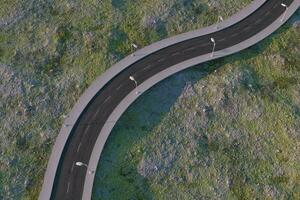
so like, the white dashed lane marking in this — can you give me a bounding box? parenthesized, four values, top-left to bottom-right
(198, 43, 209, 47)
(142, 64, 152, 72)
(103, 96, 111, 104)
(231, 32, 239, 37)
(157, 58, 165, 62)
(243, 25, 251, 32)
(171, 52, 181, 56)
(77, 142, 82, 153)
(66, 181, 71, 193)
(186, 46, 197, 51)
(116, 84, 123, 91)
(91, 96, 112, 119)
(71, 161, 75, 172)
(254, 18, 263, 25)
(83, 126, 90, 135)
(145, 65, 152, 69)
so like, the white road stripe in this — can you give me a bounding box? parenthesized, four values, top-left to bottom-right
(142, 68, 147, 72)
(255, 18, 263, 24)
(71, 161, 75, 172)
(77, 142, 82, 152)
(83, 126, 90, 135)
(92, 106, 105, 120)
(198, 43, 208, 47)
(94, 108, 102, 117)
(186, 46, 196, 51)
(231, 32, 239, 37)
(142, 64, 152, 72)
(116, 84, 123, 91)
(145, 65, 152, 69)
(171, 52, 180, 56)
(157, 58, 165, 62)
(66, 181, 70, 193)
(103, 96, 111, 104)
(243, 26, 251, 31)
(141, 67, 148, 72)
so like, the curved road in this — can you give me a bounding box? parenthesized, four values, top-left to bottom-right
(40, 0, 298, 199)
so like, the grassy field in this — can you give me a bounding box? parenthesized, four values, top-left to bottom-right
(0, 0, 299, 199)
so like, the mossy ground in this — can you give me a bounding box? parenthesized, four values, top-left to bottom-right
(0, 0, 299, 199)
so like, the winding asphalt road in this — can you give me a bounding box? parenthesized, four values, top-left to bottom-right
(40, 0, 298, 199)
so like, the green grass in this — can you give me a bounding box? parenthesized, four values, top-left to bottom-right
(0, 0, 299, 199)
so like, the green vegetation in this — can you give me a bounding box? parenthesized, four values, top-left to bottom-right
(0, 0, 299, 199)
